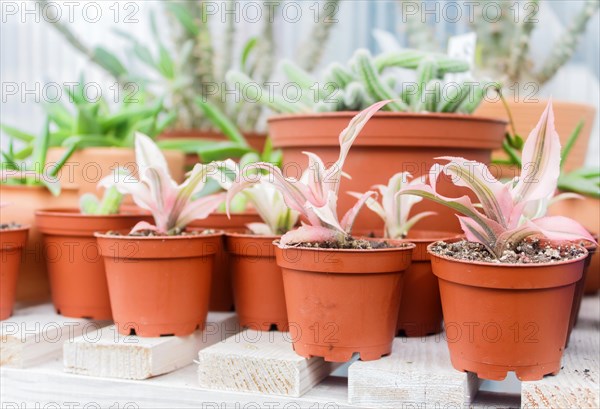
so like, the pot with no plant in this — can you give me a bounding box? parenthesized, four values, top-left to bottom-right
(0, 204, 29, 320)
(0, 120, 79, 302)
(350, 172, 458, 337)
(215, 163, 300, 331)
(36, 187, 151, 320)
(227, 102, 415, 362)
(94, 134, 225, 337)
(227, 48, 506, 233)
(400, 101, 595, 381)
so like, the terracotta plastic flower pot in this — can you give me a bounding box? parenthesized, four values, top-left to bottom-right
(565, 241, 597, 347)
(225, 233, 287, 331)
(46, 147, 185, 197)
(548, 196, 600, 294)
(396, 230, 460, 337)
(188, 212, 261, 311)
(159, 129, 266, 168)
(96, 231, 221, 337)
(0, 184, 78, 302)
(274, 241, 415, 362)
(0, 226, 29, 320)
(476, 99, 596, 176)
(269, 112, 505, 233)
(36, 209, 152, 320)
(429, 242, 587, 381)
(584, 234, 600, 294)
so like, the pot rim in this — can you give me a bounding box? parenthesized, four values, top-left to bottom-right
(36, 208, 150, 219)
(0, 224, 31, 233)
(268, 111, 507, 126)
(275, 239, 416, 253)
(225, 231, 280, 240)
(0, 183, 79, 192)
(426, 240, 589, 268)
(94, 229, 224, 240)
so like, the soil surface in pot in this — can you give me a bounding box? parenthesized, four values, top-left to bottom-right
(1, 223, 21, 230)
(431, 238, 585, 264)
(294, 237, 404, 249)
(106, 229, 218, 237)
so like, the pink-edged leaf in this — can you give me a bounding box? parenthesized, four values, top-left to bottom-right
(130, 221, 160, 235)
(512, 100, 561, 203)
(143, 167, 176, 233)
(493, 222, 541, 257)
(549, 192, 585, 206)
(135, 132, 169, 175)
(457, 215, 498, 251)
(400, 181, 503, 244)
(279, 225, 341, 246)
(175, 192, 226, 229)
(100, 168, 154, 213)
(437, 156, 513, 226)
(302, 151, 328, 207)
(310, 191, 344, 231)
(326, 100, 392, 193)
(341, 190, 378, 234)
(227, 162, 310, 217)
(348, 191, 386, 220)
(531, 216, 596, 243)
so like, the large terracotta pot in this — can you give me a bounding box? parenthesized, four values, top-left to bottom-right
(0, 226, 29, 320)
(269, 112, 505, 233)
(36, 209, 152, 320)
(188, 212, 261, 311)
(159, 130, 267, 168)
(429, 242, 587, 381)
(225, 233, 287, 331)
(274, 241, 414, 362)
(396, 230, 459, 337)
(0, 185, 78, 301)
(46, 147, 185, 196)
(548, 196, 600, 294)
(476, 99, 596, 176)
(95, 231, 221, 337)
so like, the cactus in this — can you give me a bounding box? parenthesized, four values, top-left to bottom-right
(79, 186, 123, 215)
(411, 57, 439, 109)
(353, 49, 408, 112)
(437, 82, 470, 113)
(227, 47, 482, 114)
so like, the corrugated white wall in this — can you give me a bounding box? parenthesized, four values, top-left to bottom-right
(1, 0, 598, 164)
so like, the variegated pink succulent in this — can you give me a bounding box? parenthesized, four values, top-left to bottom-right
(350, 172, 435, 239)
(225, 101, 392, 246)
(100, 133, 226, 235)
(400, 100, 595, 258)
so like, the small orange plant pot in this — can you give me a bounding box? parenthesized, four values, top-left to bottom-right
(226, 233, 288, 331)
(36, 209, 151, 320)
(0, 226, 29, 320)
(396, 230, 459, 337)
(274, 241, 414, 362)
(96, 231, 221, 337)
(429, 242, 587, 381)
(189, 212, 261, 312)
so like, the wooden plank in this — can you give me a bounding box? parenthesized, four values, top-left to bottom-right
(1, 359, 352, 408)
(0, 304, 107, 368)
(348, 334, 475, 408)
(521, 295, 600, 409)
(63, 312, 238, 380)
(197, 329, 342, 397)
